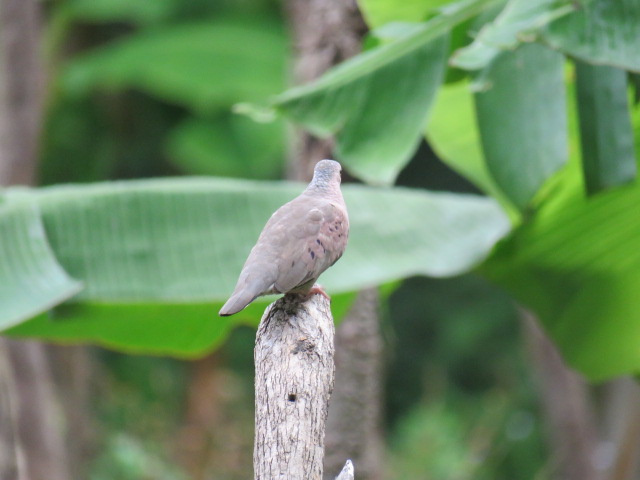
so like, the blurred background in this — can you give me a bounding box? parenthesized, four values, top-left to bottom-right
(1, 0, 639, 479)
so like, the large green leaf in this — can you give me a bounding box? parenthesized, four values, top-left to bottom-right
(62, 0, 179, 25)
(261, 0, 503, 185)
(0, 199, 82, 330)
(475, 43, 568, 210)
(426, 80, 517, 217)
(544, 0, 640, 73)
(575, 62, 637, 195)
(357, 0, 453, 28)
(481, 177, 640, 380)
(1, 179, 509, 355)
(166, 114, 285, 179)
(273, 36, 449, 186)
(633, 89, 640, 154)
(451, 0, 585, 70)
(62, 17, 287, 113)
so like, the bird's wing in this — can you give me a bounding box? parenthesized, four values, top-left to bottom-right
(272, 205, 325, 293)
(273, 199, 347, 293)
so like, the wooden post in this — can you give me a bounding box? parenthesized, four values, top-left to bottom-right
(254, 293, 348, 479)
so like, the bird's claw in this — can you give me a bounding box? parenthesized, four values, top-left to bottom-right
(308, 284, 330, 301)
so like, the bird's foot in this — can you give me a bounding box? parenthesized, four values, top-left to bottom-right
(308, 284, 330, 301)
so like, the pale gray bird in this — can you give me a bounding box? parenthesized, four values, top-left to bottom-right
(219, 160, 349, 316)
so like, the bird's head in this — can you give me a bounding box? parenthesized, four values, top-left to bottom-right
(309, 160, 342, 191)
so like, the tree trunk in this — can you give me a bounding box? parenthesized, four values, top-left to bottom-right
(176, 352, 226, 480)
(601, 378, 640, 480)
(287, 1, 384, 478)
(0, 1, 74, 478)
(522, 309, 599, 480)
(0, 343, 21, 480)
(2, 341, 71, 480)
(46, 345, 96, 480)
(324, 289, 384, 480)
(0, 0, 43, 186)
(254, 294, 335, 479)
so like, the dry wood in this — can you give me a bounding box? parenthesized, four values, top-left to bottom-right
(254, 293, 336, 479)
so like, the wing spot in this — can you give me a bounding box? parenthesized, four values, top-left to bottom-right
(310, 251, 315, 259)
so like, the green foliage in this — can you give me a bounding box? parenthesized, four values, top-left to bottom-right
(166, 114, 284, 179)
(91, 434, 188, 480)
(544, 0, 640, 72)
(389, 403, 481, 479)
(358, 0, 453, 28)
(256, 0, 503, 185)
(385, 275, 546, 478)
(4, 0, 640, 381)
(475, 43, 568, 210)
(481, 174, 640, 380)
(0, 199, 82, 330)
(575, 62, 637, 194)
(426, 81, 511, 210)
(89, 354, 189, 480)
(62, 0, 180, 25)
(40, 96, 118, 184)
(269, 35, 449, 186)
(385, 275, 520, 420)
(48, 5, 290, 181)
(387, 398, 544, 479)
(266, 0, 640, 379)
(450, 0, 583, 70)
(62, 17, 287, 113)
(0, 179, 508, 354)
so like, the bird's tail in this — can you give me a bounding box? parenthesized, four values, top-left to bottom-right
(218, 279, 266, 316)
(219, 293, 253, 316)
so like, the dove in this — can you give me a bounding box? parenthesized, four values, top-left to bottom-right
(219, 159, 349, 316)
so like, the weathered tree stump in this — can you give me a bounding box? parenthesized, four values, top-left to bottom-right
(254, 293, 349, 479)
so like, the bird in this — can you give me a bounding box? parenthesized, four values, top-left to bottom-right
(219, 159, 349, 316)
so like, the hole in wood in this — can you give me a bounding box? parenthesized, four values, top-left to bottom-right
(288, 393, 297, 402)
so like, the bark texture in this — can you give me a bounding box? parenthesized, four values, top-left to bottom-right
(0, 343, 21, 480)
(47, 345, 96, 480)
(177, 353, 226, 480)
(254, 294, 335, 480)
(0, 1, 74, 478)
(4, 341, 70, 480)
(0, 0, 43, 185)
(522, 310, 599, 480)
(324, 289, 383, 479)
